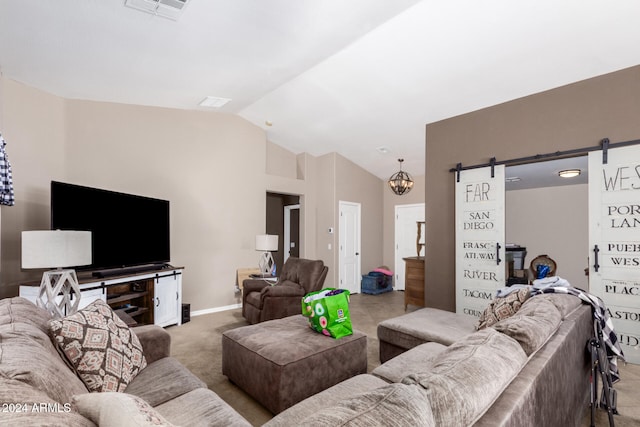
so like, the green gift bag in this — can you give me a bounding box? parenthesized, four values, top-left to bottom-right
(301, 288, 353, 339)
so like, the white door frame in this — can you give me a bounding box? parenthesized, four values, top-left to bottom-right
(284, 204, 300, 263)
(394, 203, 425, 291)
(338, 201, 361, 294)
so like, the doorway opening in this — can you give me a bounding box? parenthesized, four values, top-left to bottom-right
(266, 192, 300, 275)
(505, 156, 588, 289)
(284, 204, 300, 263)
(394, 203, 425, 291)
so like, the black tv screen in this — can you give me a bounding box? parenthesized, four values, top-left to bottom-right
(51, 181, 170, 272)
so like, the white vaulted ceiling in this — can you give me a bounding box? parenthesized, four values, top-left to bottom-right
(1, 1, 640, 179)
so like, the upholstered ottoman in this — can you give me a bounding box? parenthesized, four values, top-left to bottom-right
(377, 307, 477, 363)
(222, 315, 367, 414)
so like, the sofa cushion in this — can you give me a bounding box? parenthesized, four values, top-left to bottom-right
(279, 258, 326, 293)
(372, 342, 447, 383)
(0, 299, 89, 405)
(49, 299, 147, 392)
(125, 356, 207, 407)
(265, 374, 388, 426)
(0, 324, 90, 405)
(245, 291, 261, 308)
(131, 325, 171, 365)
(300, 383, 435, 426)
(0, 376, 95, 427)
(476, 287, 530, 330)
(402, 328, 527, 426)
(73, 392, 175, 427)
(155, 387, 252, 427)
(491, 296, 562, 355)
(531, 293, 582, 319)
(0, 297, 54, 335)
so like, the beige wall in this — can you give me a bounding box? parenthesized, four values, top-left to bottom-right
(266, 146, 390, 287)
(63, 100, 267, 311)
(266, 140, 297, 179)
(0, 76, 389, 309)
(382, 174, 425, 276)
(335, 154, 384, 282)
(425, 65, 640, 311)
(315, 154, 337, 284)
(506, 184, 588, 289)
(302, 152, 387, 287)
(0, 78, 269, 310)
(263, 151, 319, 262)
(0, 78, 67, 297)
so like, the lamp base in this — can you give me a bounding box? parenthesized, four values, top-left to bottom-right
(36, 269, 82, 318)
(258, 251, 275, 276)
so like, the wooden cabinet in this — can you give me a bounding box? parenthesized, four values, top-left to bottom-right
(20, 267, 183, 327)
(105, 279, 154, 326)
(403, 257, 425, 310)
(84, 268, 182, 327)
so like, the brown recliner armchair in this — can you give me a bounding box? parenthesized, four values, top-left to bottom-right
(242, 257, 328, 324)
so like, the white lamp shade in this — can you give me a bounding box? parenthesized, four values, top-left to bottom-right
(22, 230, 92, 269)
(255, 234, 278, 251)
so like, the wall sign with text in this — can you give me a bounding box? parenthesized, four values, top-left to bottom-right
(589, 145, 640, 364)
(455, 165, 505, 317)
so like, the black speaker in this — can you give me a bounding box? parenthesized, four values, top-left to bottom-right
(181, 303, 190, 324)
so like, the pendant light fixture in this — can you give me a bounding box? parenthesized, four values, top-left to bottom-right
(388, 158, 414, 195)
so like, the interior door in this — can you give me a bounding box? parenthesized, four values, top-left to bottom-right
(339, 201, 361, 294)
(284, 204, 300, 263)
(589, 145, 640, 364)
(395, 203, 425, 290)
(455, 165, 506, 317)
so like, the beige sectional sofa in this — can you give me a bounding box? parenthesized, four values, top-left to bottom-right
(0, 297, 251, 427)
(1, 292, 593, 426)
(266, 293, 593, 426)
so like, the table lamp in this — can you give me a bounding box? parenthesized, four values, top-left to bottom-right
(21, 230, 92, 318)
(255, 234, 278, 276)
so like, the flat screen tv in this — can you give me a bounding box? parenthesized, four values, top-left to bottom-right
(51, 181, 170, 274)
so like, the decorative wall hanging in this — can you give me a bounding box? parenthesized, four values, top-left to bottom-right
(0, 133, 15, 206)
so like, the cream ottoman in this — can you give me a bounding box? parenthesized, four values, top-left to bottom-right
(222, 315, 367, 414)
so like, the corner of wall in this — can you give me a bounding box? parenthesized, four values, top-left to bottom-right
(296, 152, 307, 180)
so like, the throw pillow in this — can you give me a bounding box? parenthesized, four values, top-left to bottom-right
(49, 299, 147, 392)
(491, 297, 562, 355)
(476, 287, 530, 330)
(73, 392, 175, 427)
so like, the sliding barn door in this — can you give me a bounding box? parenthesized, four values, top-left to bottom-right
(455, 165, 506, 317)
(589, 145, 640, 364)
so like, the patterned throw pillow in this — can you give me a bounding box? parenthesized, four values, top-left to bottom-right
(49, 299, 147, 392)
(476, 287, 531, 330)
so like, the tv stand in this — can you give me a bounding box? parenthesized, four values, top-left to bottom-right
(19, 266, 183, 327)
(92, 263, 168, 278)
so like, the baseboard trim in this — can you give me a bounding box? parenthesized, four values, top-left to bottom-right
(191, 303, 241, 317)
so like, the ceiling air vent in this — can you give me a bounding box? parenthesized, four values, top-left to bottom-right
(198, 96, 232, 108)
(125, 0, 190, 21)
